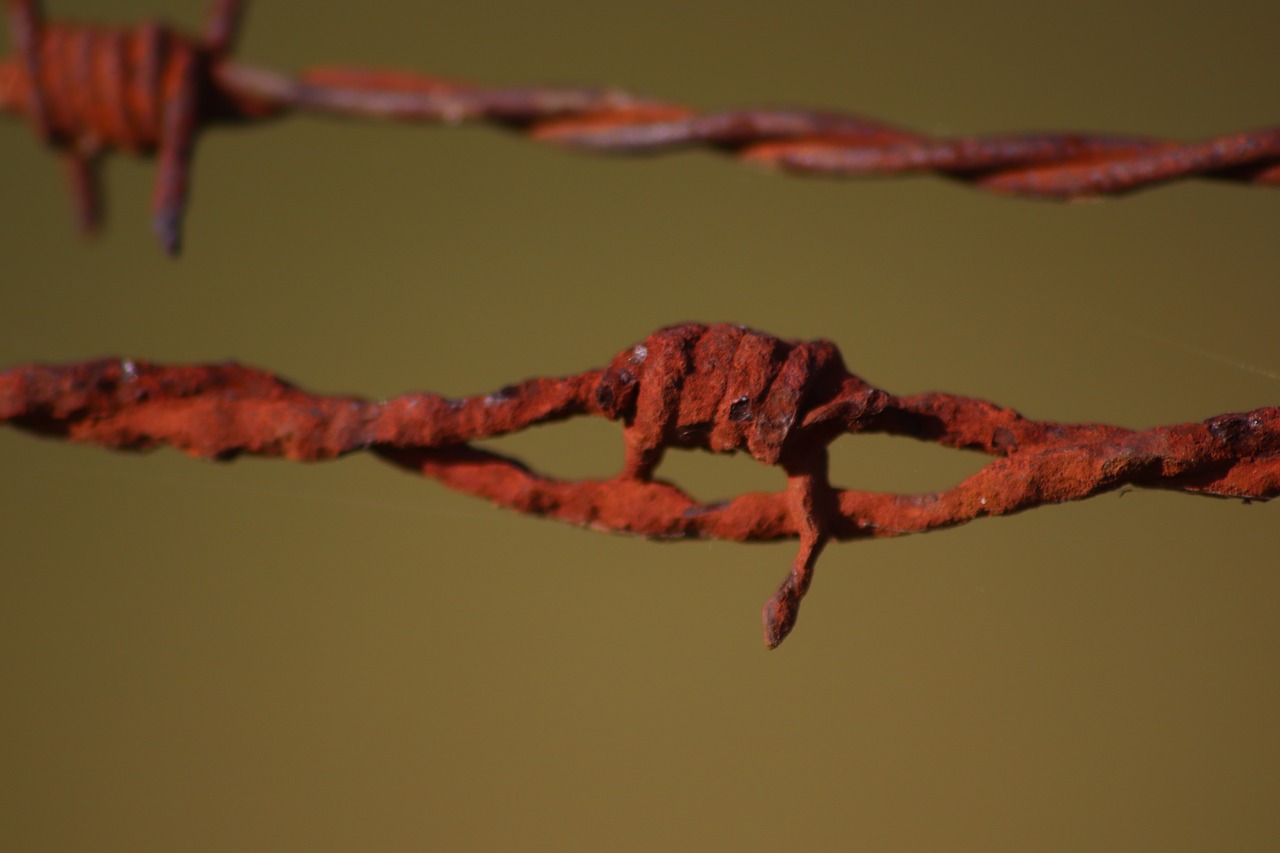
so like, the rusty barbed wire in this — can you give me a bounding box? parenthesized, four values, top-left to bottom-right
(3, 323, 1277, 648)
(3, 2, 1278, 255)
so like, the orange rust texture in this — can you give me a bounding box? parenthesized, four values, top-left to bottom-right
(0, 0, 263, 251)
(4, 324, 1278, 648)
(3, 3, 1279, 255)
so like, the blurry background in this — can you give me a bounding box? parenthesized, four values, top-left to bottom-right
(2, 1, 1279, 850)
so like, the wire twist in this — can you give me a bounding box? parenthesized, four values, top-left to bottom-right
(0, 0, 266, 252)
(3, 1, 1278, 254)
(4, 323, 1277, 647)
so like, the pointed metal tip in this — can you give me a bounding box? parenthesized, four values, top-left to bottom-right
(152, 212, 182, 256)
(761, 590, 795, 650)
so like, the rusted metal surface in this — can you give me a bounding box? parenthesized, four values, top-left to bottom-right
(3, 3, 1277, 254)
(0, 0, 263, 253)
(4, 324, 1277, 648)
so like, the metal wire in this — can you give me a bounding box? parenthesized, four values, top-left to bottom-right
(4, 0, 1278, 254)
(4, 324, 1277, 647)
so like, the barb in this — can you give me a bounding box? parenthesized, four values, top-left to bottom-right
(4, 323, 1277, 648)
(3, 3, 1278, 254)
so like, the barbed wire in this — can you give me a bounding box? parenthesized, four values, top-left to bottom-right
(3, 1, 1278, 255)
(4, 323, 1277, 648)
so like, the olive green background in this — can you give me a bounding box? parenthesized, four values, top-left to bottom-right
(2, 1, 1279, 850)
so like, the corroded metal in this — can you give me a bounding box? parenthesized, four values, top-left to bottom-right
(0, 0, 266, 252)
(4, 324, 1277, 648)
(3, 2, 1277, 254)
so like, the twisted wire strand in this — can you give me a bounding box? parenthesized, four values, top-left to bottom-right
(3, 1, 1277, 254)
(4, 324, 1277, 648)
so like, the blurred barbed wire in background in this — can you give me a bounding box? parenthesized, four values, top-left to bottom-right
(4, 0, 1278, 254)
